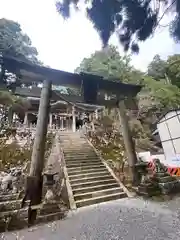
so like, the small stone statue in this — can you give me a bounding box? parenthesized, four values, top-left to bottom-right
(153, 158, 167, 173)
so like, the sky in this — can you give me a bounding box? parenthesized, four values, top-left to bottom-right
(0, 0, 180, 73)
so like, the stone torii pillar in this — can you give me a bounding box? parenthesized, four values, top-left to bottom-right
(72, 106, 76, 132)
(117, 99, 139, 185)
(23, 79, 52, 225)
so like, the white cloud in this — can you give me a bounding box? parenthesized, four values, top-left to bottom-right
(0, 0, 180, 72)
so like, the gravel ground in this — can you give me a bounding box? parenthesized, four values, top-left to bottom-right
(2, 197, 180, 240)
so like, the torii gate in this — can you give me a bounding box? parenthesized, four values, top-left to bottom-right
(1, 55, 142, 221)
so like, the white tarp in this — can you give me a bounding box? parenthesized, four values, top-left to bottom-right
(138, 151, 180, 167)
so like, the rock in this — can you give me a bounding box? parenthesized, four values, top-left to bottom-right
(0, 167, 24, 192)
(12, 185, 18, 194)
(10, 167, 22, 177)
(5, 138, 17, 145)
(1, 174, 13, 191)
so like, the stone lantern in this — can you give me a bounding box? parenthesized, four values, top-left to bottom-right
(43, 164, 58, 202)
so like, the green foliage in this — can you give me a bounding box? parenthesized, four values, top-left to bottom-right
(0, 91, 31, 123)
(0, 91, 14, 106)
(138, 76, 180, 114)
(147, 54, 180, 88)
(56, 0, 180, 52)
(0, 18, 38, 62)
(77, 46, 180, 120)
(0, 140, 32, 171)
(0, 131, 55, 171)
(76, 45, 143, 84)
(0, 18, 41, 89)
(136, 76, 180, 129)
(166, 54, 180, 87)
(0, 91, 30, 108)
(76, 46, 180, 153)
(76, 46, 180, 118)
(147, 55, 167, 80)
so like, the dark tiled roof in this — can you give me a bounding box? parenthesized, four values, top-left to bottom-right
(15, 87, 60, 100)
(15, 87, 102, 111)
(15, 87, 41, 98)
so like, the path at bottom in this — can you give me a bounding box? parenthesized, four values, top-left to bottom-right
(3, 198, 180, 240)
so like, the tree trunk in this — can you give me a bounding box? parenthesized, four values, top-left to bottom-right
(117, 99, 139, 186)
(23, 80, 52, 225)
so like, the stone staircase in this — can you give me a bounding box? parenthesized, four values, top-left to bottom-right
(60, 131, 129, 208)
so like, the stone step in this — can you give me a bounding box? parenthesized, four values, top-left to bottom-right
(0, 193, 19, 202)
(62, 140, 86, 142)
(64, 149, 92, 152)
(68, 166, 107, 175)
(39, 203, 63, 216)
(62, 138, 86, 141)
(65, 157, 99, 162)
(71, 178, 116, 189)
(65, 154, 98, 158)
(76, 192, 127, 208)
(67, 164, 106, 172)
(62, 143, 90, 146)
(66, 159, 100, 165)
(65, 151, 97, 155)
(73, 182, 120, 195)
(70, 174, 113, 185)
(36, 211, 66, 224)
(61, 135, 84, 137)
(69, 170, 109, 180)
(64, 149, 95, 153)
(66, 161, 103, 168)
(74, 187, 123, 201)
(62, 144, 89, 148)
(61, 139, 87, 142)
(154, 172, 170, 178)
(156, 176, 175, 183)
(64, 153, 97, 158)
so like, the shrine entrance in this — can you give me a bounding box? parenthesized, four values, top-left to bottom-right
(1, 55, 142, 222)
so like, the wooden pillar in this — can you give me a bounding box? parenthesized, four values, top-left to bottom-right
(117, 99, 139, 185)
(54, 114, 57, 129)
(95, 109, 98, 119)
(24, 80, 51, 225)
(49, 113, 53, 128)
(72, 106, 76, 132)
(59, 116, 63, 129)
(62, 117, 64, 129)
(23, 112, 28, 126)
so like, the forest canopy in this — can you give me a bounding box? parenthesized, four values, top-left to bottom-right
(76, 45, 180, 124)
(0, 18, 39, 63)
(56, 0, 180, 53)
